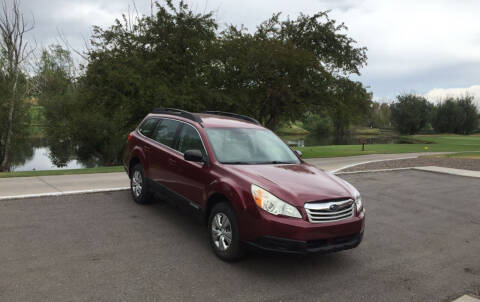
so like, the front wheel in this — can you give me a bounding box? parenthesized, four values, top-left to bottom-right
(130, 164, 151, 204)
(208, 202, 245, 261)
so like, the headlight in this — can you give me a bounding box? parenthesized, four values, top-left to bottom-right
(251, 184, 301, 218)
(353, 190, 363, 212)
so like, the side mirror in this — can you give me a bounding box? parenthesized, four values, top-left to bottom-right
(184, 149, 205, 163)
(295, 150, 302, 157)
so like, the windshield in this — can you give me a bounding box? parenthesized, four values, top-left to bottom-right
(205, 128, 300, 164)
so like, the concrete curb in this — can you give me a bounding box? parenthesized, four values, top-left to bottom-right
(334, 167, 413, 175)
(334, 166, 480, 179)
(0, 187, 130, 201)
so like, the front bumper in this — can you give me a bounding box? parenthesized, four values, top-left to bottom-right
(245, 231, 363, 255)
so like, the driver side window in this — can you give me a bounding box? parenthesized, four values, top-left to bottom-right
(177, 124, 205, 155)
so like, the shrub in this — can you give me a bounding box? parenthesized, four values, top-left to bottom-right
(390, 94, 431, 135)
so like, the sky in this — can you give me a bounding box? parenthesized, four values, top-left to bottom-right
(15, 0, 480, 105)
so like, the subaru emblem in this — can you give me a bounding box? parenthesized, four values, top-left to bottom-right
(329, 204, 339, 211)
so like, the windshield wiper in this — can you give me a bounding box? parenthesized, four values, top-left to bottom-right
(222, 161, 296, 165)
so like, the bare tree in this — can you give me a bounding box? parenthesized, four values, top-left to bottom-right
(0, 0, 34, 171)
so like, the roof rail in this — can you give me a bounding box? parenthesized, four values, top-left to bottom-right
(204, 111, 261, 125)
(152, 108, 203, 124)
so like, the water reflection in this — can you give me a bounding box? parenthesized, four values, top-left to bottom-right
(12, 147, 85, 171)
(10, 137, 97, 172)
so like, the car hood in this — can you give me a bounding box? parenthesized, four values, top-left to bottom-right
(225, 163, 354, 206)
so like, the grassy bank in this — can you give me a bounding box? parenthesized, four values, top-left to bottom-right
(276, 122, 310, 135)
(0, 166, 124, 178)
(297, 134, 480, 158)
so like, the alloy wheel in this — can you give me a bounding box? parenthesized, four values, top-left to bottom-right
(211, 212, 232, 251)
(132, 170, 143, 197)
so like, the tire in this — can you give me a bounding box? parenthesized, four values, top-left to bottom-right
(130, 164, 151, 204)
(208, 202, 245, 261)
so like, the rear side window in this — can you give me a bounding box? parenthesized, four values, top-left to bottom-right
(152, 119, 181, 148)
(138, 118, 158, 138)
(177, 124, 205, 155)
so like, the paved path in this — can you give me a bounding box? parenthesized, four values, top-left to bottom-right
(0, 152, 460, 200)
(0, 173, 129, 199)
(1, 170, 479, 301)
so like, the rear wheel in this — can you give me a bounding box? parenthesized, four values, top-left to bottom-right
(130, 164, 151, 204)
(208, 202, 245, 261)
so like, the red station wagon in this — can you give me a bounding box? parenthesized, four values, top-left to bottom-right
(124, 108, 365, 261)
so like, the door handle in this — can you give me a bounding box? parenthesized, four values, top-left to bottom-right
(168, 158, 177, 166)
(144, 145, 151, 152)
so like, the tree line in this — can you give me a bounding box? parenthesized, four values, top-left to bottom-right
(373, 94, 478, 135)
(0, 0, 371, 169)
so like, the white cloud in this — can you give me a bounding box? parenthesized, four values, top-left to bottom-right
(54, 3, 118, 26)
(425, 85, 480, 107)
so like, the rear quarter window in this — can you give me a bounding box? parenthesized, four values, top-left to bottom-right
(138, 118, 158, 138)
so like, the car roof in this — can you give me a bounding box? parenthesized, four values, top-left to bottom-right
(148, 113, 265, 129)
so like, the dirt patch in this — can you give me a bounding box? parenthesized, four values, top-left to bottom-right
(341, 157, 480, 172)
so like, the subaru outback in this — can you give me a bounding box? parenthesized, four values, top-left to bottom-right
(124, 108, 365, 261)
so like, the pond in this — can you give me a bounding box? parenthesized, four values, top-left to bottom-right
(10, 137, 92, 172)
(11, 131, 410, 171)
(11, 146, 86, 172)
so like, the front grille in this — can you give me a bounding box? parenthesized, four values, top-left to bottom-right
(304, 198, 354, 223)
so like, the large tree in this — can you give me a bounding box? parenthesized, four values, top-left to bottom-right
(46, 1, 370, 164)
(71, 0, 218, 164)
(36, 45, 78, 166)
(0, 0, 33, 171)
(213, 12, 369, 130)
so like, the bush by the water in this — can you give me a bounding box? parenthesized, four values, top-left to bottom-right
(302, 113, 333, 135)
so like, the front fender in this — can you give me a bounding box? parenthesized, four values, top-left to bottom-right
(206, 178, 249, 212)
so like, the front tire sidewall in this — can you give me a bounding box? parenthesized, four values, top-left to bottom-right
(208, 203, 244, 261)
(130, 164, 150, 204)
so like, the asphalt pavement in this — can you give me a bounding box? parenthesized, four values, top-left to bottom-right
(1, 170, 479, 301)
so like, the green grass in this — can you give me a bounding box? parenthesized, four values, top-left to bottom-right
(296, 134, 480, 159)
(0, 166, 124, 178)
(350, 127, 381, 135)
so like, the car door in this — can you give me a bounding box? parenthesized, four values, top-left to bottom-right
(148, 118, 183, 192)
(170, 123, 214, 207)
